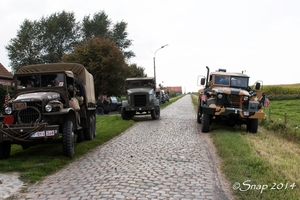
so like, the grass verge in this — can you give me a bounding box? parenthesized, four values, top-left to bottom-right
(191, 94, 300, 200)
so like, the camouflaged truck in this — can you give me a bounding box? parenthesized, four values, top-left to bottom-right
(0, 63, 96, 159)
(197, 66, 267, 133)
(121, 77, 160, 120)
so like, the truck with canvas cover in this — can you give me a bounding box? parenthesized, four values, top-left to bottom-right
(121, 77, 160, 120)
(0, 63, 96, 159)
(197, 66, 269, 133)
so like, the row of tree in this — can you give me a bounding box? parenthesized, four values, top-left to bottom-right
(5, 10, 146, 97)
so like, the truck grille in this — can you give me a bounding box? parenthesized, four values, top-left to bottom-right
(229, 95, 241, 108)
(16, 101, 42, 124)
(217, 94, 241, 108)
(133, 95, 147, 106)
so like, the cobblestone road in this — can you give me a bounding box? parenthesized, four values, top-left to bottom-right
(12, 94, 231, 200)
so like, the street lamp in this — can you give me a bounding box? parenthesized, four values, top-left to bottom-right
(153, 44, 168, 88)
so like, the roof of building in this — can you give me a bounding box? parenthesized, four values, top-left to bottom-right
(0, 63, 13, 79)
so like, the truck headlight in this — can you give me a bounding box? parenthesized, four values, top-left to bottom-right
(217, 94, 223, 99)
(4, 106, 12, 114)
(243, 96, 249, 101)
(45, 104, 53, 112)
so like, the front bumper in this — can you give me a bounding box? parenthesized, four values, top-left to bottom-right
(0, 123, 59, 143)
(125, 106, 156, 112)
(202, 106, 265, 119)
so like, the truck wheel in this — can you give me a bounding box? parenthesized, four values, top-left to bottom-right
(118, 106, 122, 114)
(0, 142, 11, 159)
(197, 106, 202, 124)
(62, 120, 75, 157)
(121, 107, 131, 120)
(76, 129, 85, 143)
(247, 119, 258, 133)
(91, 114, 96, 138)
(96, 107, 104, 115)
(84, 115, 95, 140)
(201, 114, 211, 133)
(151, 106, 160, 120)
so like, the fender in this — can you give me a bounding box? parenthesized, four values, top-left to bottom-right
(122, 100, 128, 107)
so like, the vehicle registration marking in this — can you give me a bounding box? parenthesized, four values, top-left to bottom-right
(30, 130, 57, 138)
(13, 102, 27, 110)
(243, 111, 249, 116)
(31, 131, 45, 137)
(46, 130, 56, 136)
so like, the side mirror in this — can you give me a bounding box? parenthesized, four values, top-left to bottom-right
(200, 78, 205, 85)
(255, 82, 261, 90)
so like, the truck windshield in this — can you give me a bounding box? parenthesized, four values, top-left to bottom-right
(126, 80, 154, 87)
(16, 73, 65, 89)
(230, 77, 248, 88)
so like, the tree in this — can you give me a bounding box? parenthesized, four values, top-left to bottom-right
(109, 21, 135, 60)
(127, 63, 147, 77)
(82, 11, 135, 60)
(81, 11, 111, 40)
(39, 11, 80, 63)
(61, 37, 127, 97)
(5, 19, 42, 72)
(5, 11, 80, 72)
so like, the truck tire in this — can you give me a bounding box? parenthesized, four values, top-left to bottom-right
(0, 142, 11, 159)
(247, 119, 258, 133)
(151, 106, 160, 120)
(76, 129, 85, 143)
(91, 115, 96, 138)
(197, 106, 202, 124)
(96, 107, 104, 115)
(62, 120, 75, 157)
(118, 106, 122, 114)
(201, 114, 211, 133)
(121, 107, 132, 120)
(84, 115, 95, 140)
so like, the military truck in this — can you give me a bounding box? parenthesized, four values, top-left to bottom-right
(197, 66, 267, 133)
(0, 63, 96, 159)
(121, 77, 160, 120)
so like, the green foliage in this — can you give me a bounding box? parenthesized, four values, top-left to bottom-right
(5, 10, 136, 72)
(62, 37, 132, 97)
(39, 11, 80, 63)
(5, 19, 42, 72)
(82, 11, 111, 39)
(127, 63, 147, 77)
(263, 84, 300, 100)
(82, 11, 134, 60)
(109, 21, 135, 60)
(262, 99, 300, 142)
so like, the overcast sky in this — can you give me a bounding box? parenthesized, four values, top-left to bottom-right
(1, 0, 300, 92)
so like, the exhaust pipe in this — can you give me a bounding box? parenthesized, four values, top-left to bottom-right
(205, 66, 210, 88)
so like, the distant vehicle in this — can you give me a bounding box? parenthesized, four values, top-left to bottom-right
(0, 63, 96, 159)
(160, 90, 169, 103)
(96, 96, 122, 115)
(197, 66, 268, 133)
(121, 77, 160, 120)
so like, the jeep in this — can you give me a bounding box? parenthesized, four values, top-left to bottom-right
(121, 77, 160, 120)
(96, 96, 122, 115)
(0, 63, 96, 159)
(197, 66, 267, 133)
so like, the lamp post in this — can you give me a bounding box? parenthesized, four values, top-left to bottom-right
(153, 44, 168, 88)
